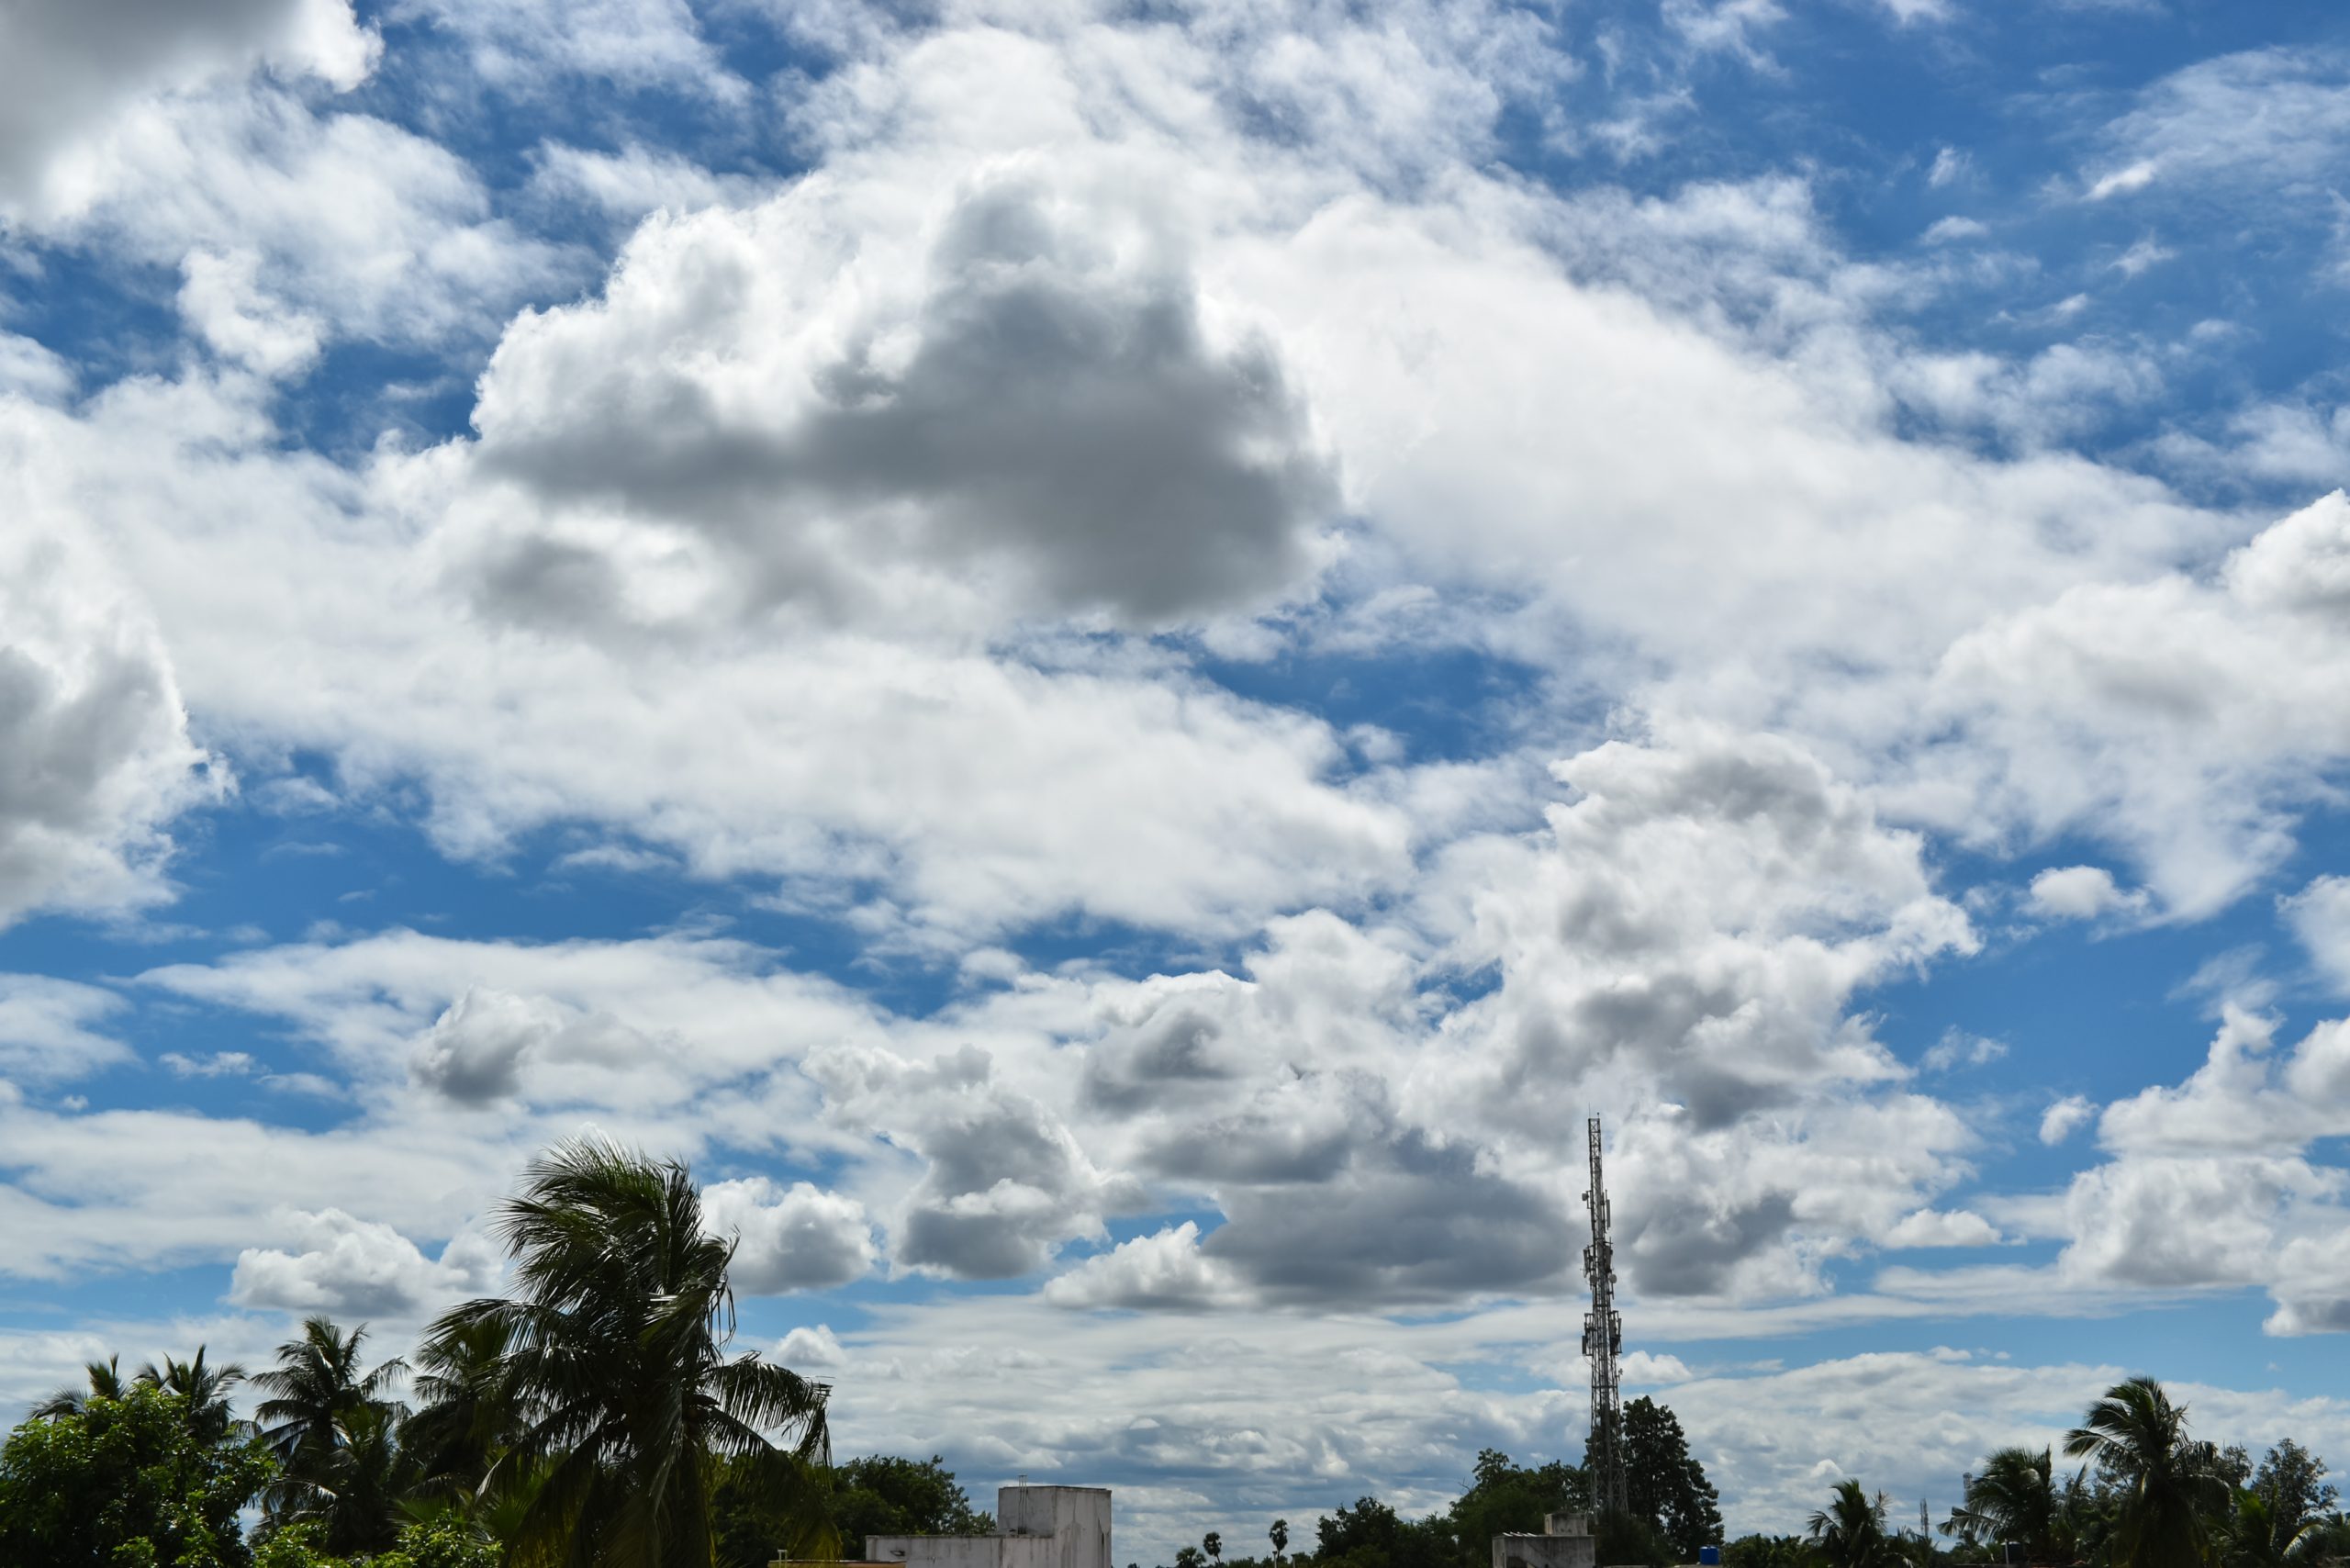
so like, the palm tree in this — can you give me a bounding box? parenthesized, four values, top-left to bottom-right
(1270, 1519, 1290, 1562)
(252, 1316, 410, 1551)
(253, 1316, 409, 1471)
(2221, 1491, 2326, 1568)
(1808, 1481, 1897, 1568)
(30, 1354, 129, 1419)
(2065, 1377, 2232, 1568)
(406, 1313, 525, 1506)
(1204, 1533, 1224, 1563)
(135, 1347, 247, 1442)
(268, 1399, 410, 1557)
(1943, 1448, 2076, 1562)
(425, 1137, 834, 1567)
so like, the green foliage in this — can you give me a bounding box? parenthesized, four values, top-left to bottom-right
(1448, 1448, 1586, 1553)
(1314, 1495, 1457, 1568)
(1942, 1447, 2078, 1562)
(1723, 1535, 1819, 1568)
(372, 1519, 503, 1568)
(252, 1317, 411, 1558)
(820, 1454, 995, 1549)
(1592, 1510, 1675, 1567)
(2064, 1377, 2232, 1568)
(2252, 1439, 2338, 1529)
(0, 1385, 274, 1568)
(426, 1136, 833, 1568)
(249, 1524, 350, 1568)
(1807, 1480, 1898, 1568)
(1623, 1396, 1726, 1555)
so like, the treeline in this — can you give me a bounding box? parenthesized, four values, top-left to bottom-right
(0, 1138, 845, 1568)
(1723, 1377, 2350, 1567)
(1169, 1402, 1725, 1568)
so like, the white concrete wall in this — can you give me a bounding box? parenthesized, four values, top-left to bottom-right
(998, 1486, 1112, 1568)
(866, 1485, 1112, 1568)
(1493, 1534, 1595, 1568)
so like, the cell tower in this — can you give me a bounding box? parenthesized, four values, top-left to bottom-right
(1581, 1114, 1628, 1517)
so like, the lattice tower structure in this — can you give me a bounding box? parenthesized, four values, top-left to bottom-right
(1580, 1114, 1628, 1518)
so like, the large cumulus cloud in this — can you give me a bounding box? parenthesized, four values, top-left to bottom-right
(0, 510, 218, 931)
(467, 171, 1335, 630)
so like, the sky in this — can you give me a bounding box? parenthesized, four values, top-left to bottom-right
(4, 0, 2350, 1551)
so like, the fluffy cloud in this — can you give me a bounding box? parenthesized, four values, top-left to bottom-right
(2027, 865, 2146, 922)
(0, 0, 375, 209)
(2039, 1095, 2096, 1146)
(464, 169, 1334, 631)
(701, 1176, 877, 1294)
(1980, 1007, 2350, 1327)
(408, 987, 659, 1106)
(229, 1206, 499, 1316)
(0, 516, 218, 930)
(1923, 493, 2350, 915)
(33, 84, 574, 349)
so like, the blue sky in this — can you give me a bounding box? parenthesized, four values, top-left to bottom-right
(5, 0, 2350, 1549)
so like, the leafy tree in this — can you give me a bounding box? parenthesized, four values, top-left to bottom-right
(30, 1354, 130, 1420)
(2064, 1377, 2231, 1568)
(1271, 1520, 1291, 1560)
(717, 1453, 990, 1568)
(249, 1523, 350, 1568)
(1807, 1481, 1897, 1568)
(1313, 1496, 1453, 1568)
(374, 1519, 503, 1568)
(1722, 1536, 1819, 1568)
(1591, 1511, 1675, 1568)
(1207, 1534, 1225, 1562)
(1942, 1448, 2076, 1562)
(1623, 1397, 1725, 1556)
(426, 1136, 834, 1567)
(1449, 1448, 1586, 1549)
(830, 1454, 992, 1542)
(1178, 1549, 1207, 1568)
(0, 1384, 275, 1568)
(2252, 1440, 2338, 1531)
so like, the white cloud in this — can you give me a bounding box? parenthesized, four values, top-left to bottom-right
(0, 514, 220, 931)
(1882, 1209, 2001, 1249)
(30, 84, 575, 348)
(1921, 493, 2350, 916)
(1920, 1029, 2006, 1073)
(2085, 159, 2159, 200)
(160, 1048, 259, 1078)
(1044, 1222, 1248, 1311)
(228, 1206, 498, 1316)
(0, 977, 130, 1082)
(776, 1323, 848, 1370)
(2109, 234, 2176, 277)
(701, 1176, 877, 1294)
(1927, 146, 1970, 187)
(0, 0, 376, 209)
(2039, 1094, 2096, 1145)
(1920, 215, 1986, 244)
(177, 249, 323, 376)
(2028, 865, 2147, 922)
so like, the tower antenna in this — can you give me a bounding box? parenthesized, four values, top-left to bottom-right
(1582, 1114, 1628, 1518)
